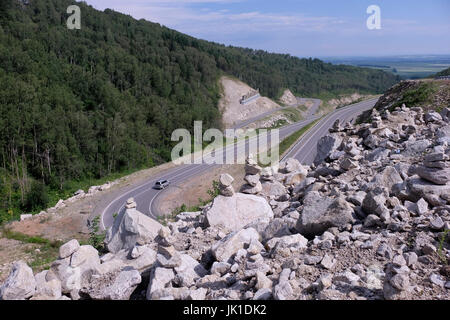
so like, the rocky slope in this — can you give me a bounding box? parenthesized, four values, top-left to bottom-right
(279, 89, 298, 106)
(363, 80, 450, 121)
(1, 105, 450, 300)
(219, 76, 281, 128)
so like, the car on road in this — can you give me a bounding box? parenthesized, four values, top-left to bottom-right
(154, 179, 170, 190)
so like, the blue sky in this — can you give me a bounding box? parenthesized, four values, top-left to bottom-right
(84, 0, 450, 57)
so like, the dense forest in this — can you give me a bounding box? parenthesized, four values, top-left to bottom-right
(0, 0, 399, 222)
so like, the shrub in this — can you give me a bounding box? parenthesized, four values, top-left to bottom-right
(207, 180, 220, 199)
(88, 216, 106, 252)
(22, 181, 49, 212)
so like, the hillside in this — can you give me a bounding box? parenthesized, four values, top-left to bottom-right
(0, 0, 398, 222)
(358, 79, 450, 123)
(436, 67, 450, 77)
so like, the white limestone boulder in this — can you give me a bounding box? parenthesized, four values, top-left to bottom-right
(204, 193, 273, 231)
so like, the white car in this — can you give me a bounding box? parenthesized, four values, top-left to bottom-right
(154, 179, 170, 190)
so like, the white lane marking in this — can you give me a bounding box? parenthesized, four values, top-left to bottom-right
(284, 99, 377, 162)
(296, 108, 354, 162)
(105, 164, 204, 227)
(296, 100, 376, 162)
(148, 164, 218, 219)
(284, 111, 337, 160)
(100, 163, 197, 229)
(297, 109, 352, 163)
(283, 117, 325, 160)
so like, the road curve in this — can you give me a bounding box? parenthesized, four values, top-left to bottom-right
(283, 98, 379, 165)
(97, 97, 377, 230)
(97, 116, 318, 230)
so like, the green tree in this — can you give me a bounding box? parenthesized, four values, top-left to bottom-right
(22, 181, 49, 212)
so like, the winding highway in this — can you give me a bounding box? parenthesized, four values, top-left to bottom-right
(96, 97, 378, 230)
(282, 98, 379, 163)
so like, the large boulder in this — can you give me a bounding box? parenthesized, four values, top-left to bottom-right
(174, 254, 207, 287)
(280, 158, 305, 174)
(440, 109, 450, 122)
(370, 166, 403, 191)
(97, 246, 158, 276)
(70, 245, 100, 268)
(314, 133, 343, 165)
(284, 172, 307, 187)
(211, 228, 260, 262)
(260, 218, 293, 242)
(436, 125, 450, 144)
(0, 261, 36, 300)
(362, 188, 388, 216)
(204, 193, 274, 231)
(106, 198, 163, 253)
(363, 133, 381, 150)
(261, 181, 286, 198)
(59, 239, 80, 259)
(84, 268, 141, 300)
(402, 139, 432, 156)
(424, 111, 442, 123)
(124, 247, 158, 274)
(48, 258, 81, 294)
(407, 177, 450, 205)
(366, 148, 390, 162)
(416, 166, 450, 185)
(47, 245, 100, 296)
(146, 267, 175, 300)
(295, 192, 354, 237)
(32, 270, 62, 300)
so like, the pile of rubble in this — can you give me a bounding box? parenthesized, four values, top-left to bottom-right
(2, 105, 450, 300)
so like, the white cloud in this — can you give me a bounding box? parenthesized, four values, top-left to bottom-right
(86, 0, 346, 33)
(83, 0, 450, 56)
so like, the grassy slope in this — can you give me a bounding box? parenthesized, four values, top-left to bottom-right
(358, 79, 450, 123)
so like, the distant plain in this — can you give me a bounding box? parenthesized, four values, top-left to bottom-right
(321, 55, 450, 79)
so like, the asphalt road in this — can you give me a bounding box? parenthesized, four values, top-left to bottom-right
(283, 98, 379, 164)
(98, 97, 377, 230)
(98, 116, 317, 230)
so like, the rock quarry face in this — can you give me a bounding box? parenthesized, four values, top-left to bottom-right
(2, 104, 450, 301)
